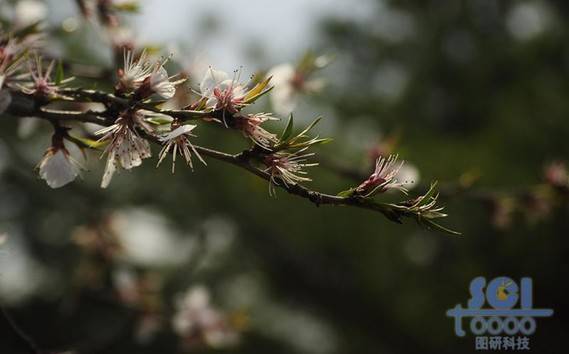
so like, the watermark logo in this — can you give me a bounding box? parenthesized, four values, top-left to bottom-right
(446, 276, 553, 351)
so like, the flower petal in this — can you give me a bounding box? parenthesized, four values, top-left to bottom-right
(101, 152, 117, 189)
(160, 125, 197, 141)
(154, 81, 176, 99)
(39, 150, 80, 188)
(270, 85, 298, 116)
(267, 63, 295, 86)
(200, 68, 228, 94)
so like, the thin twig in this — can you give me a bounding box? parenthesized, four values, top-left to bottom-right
(0, 304, 42, 354)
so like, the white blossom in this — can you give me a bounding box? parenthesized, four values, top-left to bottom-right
(199, 67, 246, 113)
(37, 144, 83, 189)
(148, 64, 176, 99)
(116, 50, 153, 93)
(14, 0, 47, 27)
(117, 50, 180, 99)
(268, 63, 324, 116)
(157, 124, 205, 173)
(395, 163, 420, 191)
(96, 111, 152, 188)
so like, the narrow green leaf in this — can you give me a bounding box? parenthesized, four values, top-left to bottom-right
(309, 137, 333, 145)
(13, 21, 42, 38)
(243, 76, 272, 103)
(418, 181, 438, 207)
(280, 114, 294, 141)
(422, 218, 462, 236)
(69, 135, 106, 149)
(337, 188, 356, 197)
(55, 60, 64, 85)
(288, 137, 333, 149)
(111, 1, 140, 12)
(146, 116, 173, 125)
(296, 117, 322, 138)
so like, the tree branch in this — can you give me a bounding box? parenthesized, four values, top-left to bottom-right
(4, 91, 401, 221)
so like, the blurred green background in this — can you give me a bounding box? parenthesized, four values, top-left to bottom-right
(1, 0, 567, 353)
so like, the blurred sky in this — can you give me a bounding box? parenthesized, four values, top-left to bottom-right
(133, 0, 375, 69)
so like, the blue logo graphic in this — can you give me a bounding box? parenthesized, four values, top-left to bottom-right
(447, 277, 553, 350)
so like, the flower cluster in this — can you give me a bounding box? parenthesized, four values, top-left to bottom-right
(0, 17, 457, 234)
(0, 47, 330, 196)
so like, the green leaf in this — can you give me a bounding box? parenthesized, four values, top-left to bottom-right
(243, 76, 273, 103)
(55, 60, 64, 85)
(146, 116, 173, 125)
(288, 137, 333, 149)
(421, 219, 462, 236)
(297, 50, 316, 73)
(309, 137, 333, 145)
(70, 136, 106, 149)
(280, 114, 294, 141)
(337, 188, 356, 197)
(418, 181, 438, 207)
(13, 21, 42, 39)
(295, 117, 322, 139)
(111, 1, 140, 12)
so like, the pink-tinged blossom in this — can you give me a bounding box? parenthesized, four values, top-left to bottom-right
(357, 154, 409, 195)
(37, 135, 84, 188)
(157, 123, 205, 173)
(148, 65, 176, 99)
(268, 63, 325, 116)
(263, 148, 318, 196)
(199, 67, 246, 113)
(233, 113, 279, 149)
(19, 56, 72, 96)
(96, 110, 152, 188)
(173, 285, 240, 349)
(544, 161, 568, 188)
(0, 39, 27, 90)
